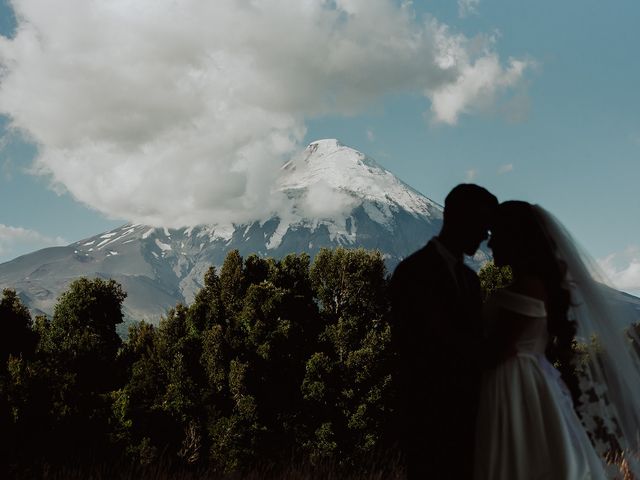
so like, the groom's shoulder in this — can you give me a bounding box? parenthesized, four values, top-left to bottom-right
(391, 241, 440, 279)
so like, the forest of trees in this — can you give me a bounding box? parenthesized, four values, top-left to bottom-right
(0, 248, 397, 477)
(1, 247, 634, 478)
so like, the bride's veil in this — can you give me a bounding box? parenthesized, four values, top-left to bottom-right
(533, 205, 640, 470)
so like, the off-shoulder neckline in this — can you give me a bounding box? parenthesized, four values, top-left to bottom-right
(495, 289, 547, 307)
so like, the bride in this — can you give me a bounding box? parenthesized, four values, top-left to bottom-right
(474, 201, 640, 479)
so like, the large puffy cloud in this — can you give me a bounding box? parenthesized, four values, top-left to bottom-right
(0, 0, 529, 227)
(598, 246, 640, 297)
(0, 224, 66, 262)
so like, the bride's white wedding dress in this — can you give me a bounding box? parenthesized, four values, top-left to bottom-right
(474, 289, 607, 480)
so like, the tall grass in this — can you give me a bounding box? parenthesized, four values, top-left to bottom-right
(10, 452, 638, 480)
(7, 454, 405, 480)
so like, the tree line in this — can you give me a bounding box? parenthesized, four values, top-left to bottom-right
(2, 248, 633, 477)
(1, 248, 396, 476)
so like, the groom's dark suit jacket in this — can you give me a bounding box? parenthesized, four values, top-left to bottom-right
(389, 238, 484, 479)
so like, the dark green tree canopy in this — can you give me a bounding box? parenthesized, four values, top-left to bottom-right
(0, 289, 36, 363)
(47, 278, 125, 355)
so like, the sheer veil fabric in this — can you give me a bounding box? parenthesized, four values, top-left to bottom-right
(533, 206, 640, 473)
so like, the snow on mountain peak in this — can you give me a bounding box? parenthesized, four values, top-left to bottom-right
(279, 139, 442, 220)
(257, 139, 443, 250)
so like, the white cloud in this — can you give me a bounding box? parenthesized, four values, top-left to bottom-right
(301, 179, 358, 219)
(465, 169, 478, 181)
(458, 0, 480, 18)
(429, 53, 528, 125)
(498, 163, 513, 174)
(0, 0, 530, 227)
(0, 224, 66, 262)
(598, 246, 640, 297)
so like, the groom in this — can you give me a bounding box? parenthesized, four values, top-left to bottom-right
(390, 184, 497, 479)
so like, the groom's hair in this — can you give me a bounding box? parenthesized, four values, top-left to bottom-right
(444, 184, 498, 220)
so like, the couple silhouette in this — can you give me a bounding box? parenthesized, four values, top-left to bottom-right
(389, 184, 622, 479)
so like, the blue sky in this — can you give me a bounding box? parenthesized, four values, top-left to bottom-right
(0, 0, 638, 293)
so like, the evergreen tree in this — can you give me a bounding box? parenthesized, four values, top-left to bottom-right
(219, 249, 245, 318)
(40, 277, 127, 462)
(305, 248, 392, 464)
(201, 252, 322, 472)
(0, 290, 37, 473)
(478, 261, 513, 301)
(45, 277, 126, 387)
(0, 289, 36, 363)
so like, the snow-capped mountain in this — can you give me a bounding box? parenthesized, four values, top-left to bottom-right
(0, 139, 483, 323)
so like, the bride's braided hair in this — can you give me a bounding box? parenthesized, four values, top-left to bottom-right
(498, 202, 580, 406)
